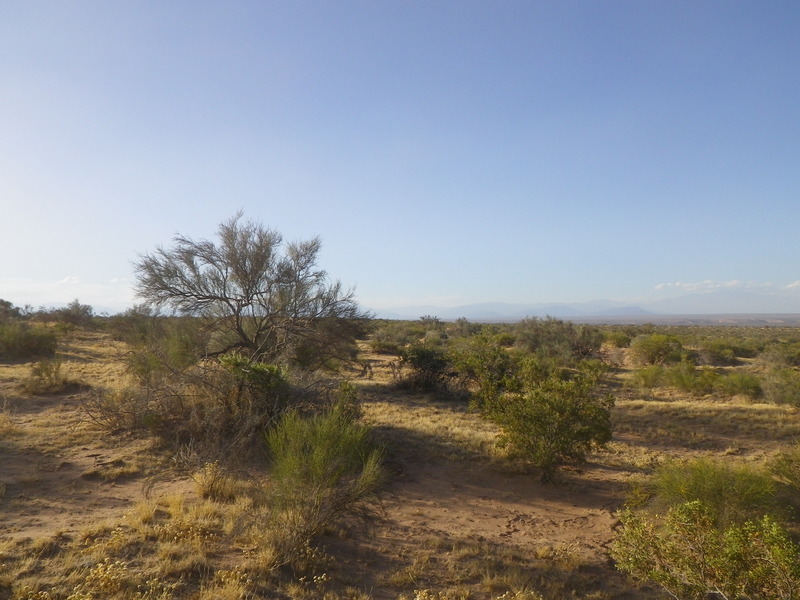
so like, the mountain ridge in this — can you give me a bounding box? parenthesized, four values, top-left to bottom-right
(372, 289, 800, 321)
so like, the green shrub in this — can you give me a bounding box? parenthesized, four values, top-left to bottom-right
(218, 353, 290, 415)
(628, 334, 683, 366)
(491, 376, 613, 482)
(760, 341, 800, 368)
(603, 330, 631, 348)
(613, 501, 800, 600)
(0, 322, 57, 360)
(111, 311, 208, 385)
(263, 405, 385, 568)
(452, 333, 520, 410)
(695, 339, 739, 366)
(713, 371, 762, 400)
(663, 362, 718, 396)
(397, 342, 453, 393)
(762, 368, 800, 406)
(514, 317, 603, 365)
(54, 298, 95, 328)
(626, 365, 664, 398)
(86, 355, 296, 458)
(650, 458, 778, 527)
(0, 299, 23, 322)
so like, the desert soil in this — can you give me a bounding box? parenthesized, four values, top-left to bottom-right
(5, 331, 795, 598)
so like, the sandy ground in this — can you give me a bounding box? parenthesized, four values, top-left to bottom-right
(8, 333, 772, 598)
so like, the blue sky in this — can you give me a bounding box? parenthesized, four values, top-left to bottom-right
(1, 1, 799, 315)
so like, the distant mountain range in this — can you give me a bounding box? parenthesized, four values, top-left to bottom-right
(372, 289, 800, 322)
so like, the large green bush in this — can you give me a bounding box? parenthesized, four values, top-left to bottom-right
(491, 375, 613, 482)
(613, 501, 800, 600)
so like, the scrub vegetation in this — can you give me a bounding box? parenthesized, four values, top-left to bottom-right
(2, 216, 800, 599)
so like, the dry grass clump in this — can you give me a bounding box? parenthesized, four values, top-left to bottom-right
(380, 535, 614, 600)
(360, 393, 503, 462)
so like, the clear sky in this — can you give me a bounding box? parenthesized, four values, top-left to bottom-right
(2, 1, 799, 315)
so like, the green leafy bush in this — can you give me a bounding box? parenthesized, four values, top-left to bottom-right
(628, 334, 683, 366)
(0, 322, 57, 360)
(263, 404, 385, 568)
(760, 341, 800, 368)
(613, 501, 800, 600)
(769, 441, 800, 496)
(452, 333, 521, 410)
(491, 376, 613, 482)
(54, 298, 95, 328)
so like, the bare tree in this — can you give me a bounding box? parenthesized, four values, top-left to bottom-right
(134, 213, 370, 369)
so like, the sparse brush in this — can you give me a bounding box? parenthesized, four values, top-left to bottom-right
(22, 360, 84, 395)
(192, 461, 240, 502)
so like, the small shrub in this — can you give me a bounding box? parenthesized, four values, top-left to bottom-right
(663, 362, 718, 396)
(602, 330, 631, 348)
(0, 322, 57, 360)
(628, 334, 683, 366)
(762, 368, 800, 406)
(514, 317, 603, 365)
(490, 376, 613, 482)
(626, 365, 664, 399)
(22, 360, 83, 395)
(650, 458, 778, 527)
(369, 339, 401, 355)
(54, 298, 95, 328)
(397, 342, 453, 393)
(263, 405, 386, 568)
(760, 341, 800, 368)
(714, 371, 762, 400)
(192, 461, 240, 502)
(695, 340, 739, 366)
(452, 333, 520, 410)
